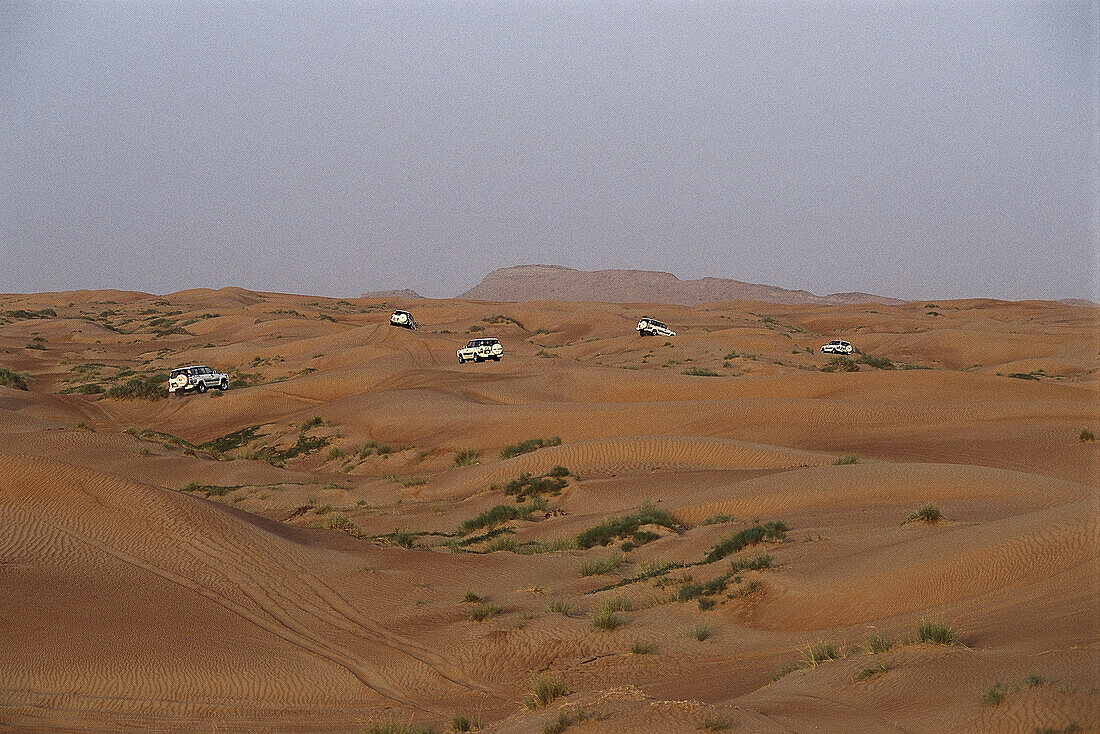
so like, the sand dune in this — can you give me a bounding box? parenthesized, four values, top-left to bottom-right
(0, 288, 1096, 732)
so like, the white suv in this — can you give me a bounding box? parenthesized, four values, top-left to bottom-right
(458, 338, 503, 363)
(820, 340, 853, 355)
(637, 317, 676, 337)
(169, 365, 229, 394)
(390, 309, 417, 331)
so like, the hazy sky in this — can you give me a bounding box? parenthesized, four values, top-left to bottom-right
(1, 2, 1096, 300)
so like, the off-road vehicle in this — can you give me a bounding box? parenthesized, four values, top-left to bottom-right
(820, 340, 853, 355)
(169, 365, 229, 394)
(637, 317, 676, 337)
(458, 338, 503, 363)
(389, 309, 417, 331)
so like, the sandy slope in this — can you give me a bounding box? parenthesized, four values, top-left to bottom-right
(0, 289, 1097, 733)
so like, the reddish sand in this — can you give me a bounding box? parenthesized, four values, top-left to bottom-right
(0, 289, 1097, 733)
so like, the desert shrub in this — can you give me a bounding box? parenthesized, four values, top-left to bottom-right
(197, 425, 265, 454)
(852, 664, 890, 682)
(179, 482, 238, 498)
(461, 590, 483, 603)
(359, 440, 399, 457)
(982, 681, 1007, 706)
(387, 528, 418, 549)
(365, 723, 435, 734)
(275, 434, 330, 461)
(800, 642, 840, 667)
(696, 514, 737, 526)
(501, 436, 562, 459)
(866, 633, 892, 654)
(542, 712, 572, 734)
(578, 555, 625, 577)
(834, 455, 860, 465)
(453, 448, 479, 467)
(857, 354, 895, 370)
(916, 621, 959, 646)
(698, 715, 733, 731)
(1079, 428, 1095, 443)
(684, 623, 712, 642)
(485, 536, 519, 553)
(703, 521, 787, 563)
(3, 308, 56, 319)
(402, 476, 428, 487)
(576, 503, 680, 549)
(1008, 371, 1043, 380)
(698, 597, 717, 611)
(729, 554, 772, 572)
(771, 662, 800, 681)
(535, 350, 559, 359)
(502, 468, 571, 502)
(600, 596, 633, 613)
(630, 640, 655, 655)
(524, 677, 568, 709)
(450, 713, 481, 732)
(468, 603, 503, 622)
(820, 356, 859, 373)
(903, 504, 943, 525)
(730, 580, 763, 599)
(1025, 673, 1045, 688)
(325, 515, 364, 537)
(546, 598, 573, 616)
(300, 416, 324, 430)
(682, 367, 721, 377)
(591, 610, 626, 631)
(460, 499, 546, 534)
(104, 371, 169, 400)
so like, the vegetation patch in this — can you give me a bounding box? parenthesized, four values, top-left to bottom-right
(703, 521, 787, 563)
(459, 498, 547, 534)
(866, 633, 892, 654)
(468, 602, 503, 622)
(504, 466, 571, 502)
(577, 503, 682, 549)
(821, 356, 859, 373)
(902, 504, 943, 525)
(729, 554, 772, 573)
(684, 623, 712, 642)
(450, 713, 482, 732)
(698, 715, 734, 732)
(104, 371, 169, 400)
(1079, 428, 1094, 443)
(852, 664, 890, 683)
(591, 610, 626, 631)
(857, 354, 895, 370)
(3, 308, 56, 320)
(200, 425, 266, 453)
(524, 677, 568, 709)
(501, 435, 562, 459)
(834, 455, 859, 465)
(915, 620, 959, 646)
(682, 367, 721, 377)
(578, 555, 625, 577)
(453, 448, 480, 467)
(180, 482, 239, 498)
(481, 314, 526, 329)
(0, 367, 29, 391)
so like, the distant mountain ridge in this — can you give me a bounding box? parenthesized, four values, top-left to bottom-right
(458, 265, 905, 306)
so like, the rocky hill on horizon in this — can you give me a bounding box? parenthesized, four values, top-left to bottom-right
(457, 264, 906, 306)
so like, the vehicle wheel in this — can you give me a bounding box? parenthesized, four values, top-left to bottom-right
(458, 357, 464, 364)
(219, 379, 228, 390)
(493, 356, 501, 361)
(197, 382, 207, 393)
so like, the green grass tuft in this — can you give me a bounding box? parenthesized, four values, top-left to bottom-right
(453, 448, 480, 467)
(903, 504, 943, 525)
(577, 555, 625, 577)
(916, 621, 959, 646)
(524, 677, 568, 709)
(449, 713, 481, 732)
(468, 603, 503, 622)
(704, 521, 787, 563)
(852, 664, 890, 682)
(0, 367, 29, 390)
(576, 503, 681, 549)
(834, 454, 860, 465)
(1079, 428, 1094, 443)
(630, 640, 655, 655)
(866, 633, 892, 654)
(591, 610, 626, 631)
(982, 681, 1007, 706)
(698, 715, 733, 731)
(501, 436, 561, 459)
(684, 623, 712, 642)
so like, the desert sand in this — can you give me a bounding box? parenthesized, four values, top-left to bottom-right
(0, 287, 1097, 733)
